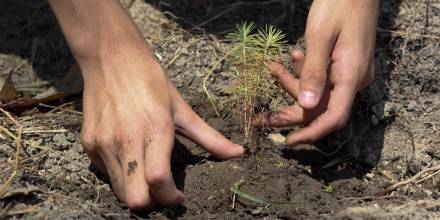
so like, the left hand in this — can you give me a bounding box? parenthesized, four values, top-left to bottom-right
(253, 0, 379, 146)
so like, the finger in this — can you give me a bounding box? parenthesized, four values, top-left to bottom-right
(171, 86, 244, 159)
(291, 49, 305, 76)
(360, 62, 375, 89)
(85, 150, 108, 177)
(299, 25, 338, 109)
(119, 135, 156, 210)
(267, 62, 299, 98)
(97, 148, 126, 203)
(286, 84, 356, 146)
(252, 105, 304, 128)
(145, 118, 184, 206)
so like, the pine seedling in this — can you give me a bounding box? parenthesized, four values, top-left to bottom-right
(224, 22, 286, 145)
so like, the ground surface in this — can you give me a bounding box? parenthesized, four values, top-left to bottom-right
(1, 0, 440, 219)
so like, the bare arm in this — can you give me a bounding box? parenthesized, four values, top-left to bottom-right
(49, 0, 244, 210)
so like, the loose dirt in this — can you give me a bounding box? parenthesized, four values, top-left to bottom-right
(1, 0, 440, 219)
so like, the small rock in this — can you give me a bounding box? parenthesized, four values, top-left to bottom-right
(52, 133, 70, 150)
(371, 101, 384, 118)
(407, 100, 417, 112)
(72, 143, 83, 153)
(415, 152, 432, 165)
(80, 184, 88, 190)
(425, 189, 433, 197)
(371, 115, 380, 126)
(231, 164, 241, 170)
(407, 162, 422, 174)
(66, 132, 76, 142)
(175, 57, 186, 67)
(365, 173, 375, 180)
(251, 207, 263, 215)
(268, 133, 286, 146)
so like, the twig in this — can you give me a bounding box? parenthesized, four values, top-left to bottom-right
(342, 195, 408, 201)
(0, 124, 22, 197)
(21, 129, 68, 134)
(164, 38, 200, 69)
(416, 169, 440, 184)
(0, 94, 67, 110)
(164, 46, 183, 69)
(0, 108, 20, 127)
(375, 164, 440, 196)
(5, 204, 41, 216)
(203, 47, 235, 117)
(46, 102, 71, 114)
(377, 28, 440, 40)
(0, 150, 50, 176)
(39, 103, 82, 115)
(0, 123, 53, 151)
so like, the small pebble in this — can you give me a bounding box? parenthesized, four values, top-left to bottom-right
(66, 132, 76, 142)
(407, 100, 417, 112)
(268, 133, 286, 146)
(365, 173, 375, 180)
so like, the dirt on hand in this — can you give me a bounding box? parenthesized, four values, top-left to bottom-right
(1, 0, 440, 219)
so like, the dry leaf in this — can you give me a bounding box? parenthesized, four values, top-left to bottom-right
(33, 64, 83, 99)
(0, 78, 17, 102)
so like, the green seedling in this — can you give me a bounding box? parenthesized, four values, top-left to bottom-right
(224, 22, 286, 145)
(231, 180, 265, 205)
(230, 180, 301, 208)
(274, 160, 287, 168)
(325, 185, 334, 193)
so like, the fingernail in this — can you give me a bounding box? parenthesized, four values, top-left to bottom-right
(235, 144, 245, 155)
(299, 91, 317, 107)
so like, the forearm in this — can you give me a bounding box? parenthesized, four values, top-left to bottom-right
(48, 0, 149, 63)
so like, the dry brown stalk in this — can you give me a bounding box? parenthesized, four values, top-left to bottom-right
(0, 121, 22, 197)
(39, 103, 83, 115)
(375, 164, 440, 196)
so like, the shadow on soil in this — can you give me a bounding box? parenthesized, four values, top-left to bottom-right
(147, 0, 403, 183)
(0, 0, 404, 218)
(0, 0, 73, 82)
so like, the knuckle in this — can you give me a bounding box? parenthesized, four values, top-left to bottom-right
(125, 193, 151, 210)
(175, 111, 196, 132)
(333, 117, 348, 130)
(94, 135, 113, 148)
(145, 167, 170, 187)
(80, 133, 97, 152)
(302, 68, 325, 81)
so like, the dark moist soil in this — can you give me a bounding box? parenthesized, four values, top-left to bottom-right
(1, 0, 440, 219)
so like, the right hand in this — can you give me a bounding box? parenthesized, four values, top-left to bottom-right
(79, 46, 244, 210)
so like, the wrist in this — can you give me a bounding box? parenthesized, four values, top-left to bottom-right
(70, 25, 149, 61)
(78, 42, 160, 87)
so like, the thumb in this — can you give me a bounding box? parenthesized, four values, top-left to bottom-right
(299, 32, 336, 109)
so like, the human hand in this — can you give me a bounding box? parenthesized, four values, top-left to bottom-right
(253, 0, 379, 145)
(79, 46, 244, 210)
